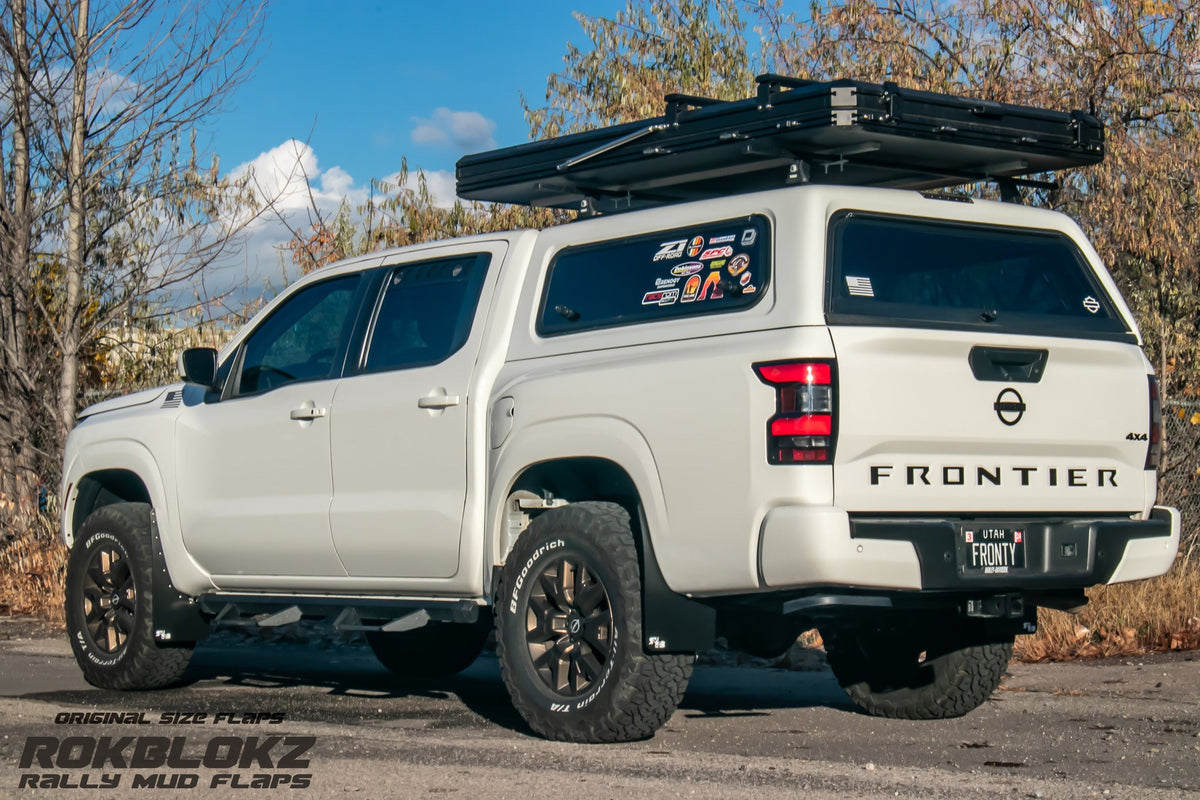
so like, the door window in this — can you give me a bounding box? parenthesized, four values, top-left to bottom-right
(360, 254, 489, 373)
(236, 275, 360, 395)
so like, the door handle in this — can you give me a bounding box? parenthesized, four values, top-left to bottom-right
(289, 407, 327, 420)
(417, 394, 461, 409)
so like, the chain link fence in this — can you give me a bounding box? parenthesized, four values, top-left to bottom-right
(1162, 400, 1199, 557)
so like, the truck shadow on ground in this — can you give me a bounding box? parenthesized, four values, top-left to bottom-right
(21, 641, 855, 736)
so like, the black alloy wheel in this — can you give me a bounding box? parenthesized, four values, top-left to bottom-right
(79, 543, 137, 656)
(524, 555, 613, 697)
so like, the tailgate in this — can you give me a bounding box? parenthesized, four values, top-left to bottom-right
(830, 328, 1151, 514)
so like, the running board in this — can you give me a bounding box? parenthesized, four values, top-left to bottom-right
(199, 594, 479, 633)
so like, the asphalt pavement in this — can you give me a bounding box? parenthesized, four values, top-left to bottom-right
(0, 629, 1197, 798)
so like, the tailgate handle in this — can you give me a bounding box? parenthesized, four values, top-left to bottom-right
(969, 346, 1048, 383)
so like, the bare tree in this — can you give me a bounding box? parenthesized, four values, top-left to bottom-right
(0, 0, 265, 529)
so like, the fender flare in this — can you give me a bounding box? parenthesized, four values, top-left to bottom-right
(489, 416, 714, 653)
(63, 440, 212, 641)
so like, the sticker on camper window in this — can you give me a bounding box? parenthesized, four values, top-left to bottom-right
(671, 261, 704, 277)
(698, 270, 724, 301)
(846, 276, 875, 297)
(642, 289, 680, 306)
(653, 239, 687, 261)
(1082, 296, 1100, 314)
(741, 228, 757, 247)
(727, 253, 750, 276)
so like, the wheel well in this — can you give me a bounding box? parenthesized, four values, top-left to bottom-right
(72, 470, 151, 537)
(509, 457, 639, 509)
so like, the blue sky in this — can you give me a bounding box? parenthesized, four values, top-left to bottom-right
(209, 1, 626, 194)
(199, 1, 628, 287)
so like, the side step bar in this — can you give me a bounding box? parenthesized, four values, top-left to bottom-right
(198, 594, 480, 633)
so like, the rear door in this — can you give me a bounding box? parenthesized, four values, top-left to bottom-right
(328, 244, 503, 578)
(825, 212, 1152, 515)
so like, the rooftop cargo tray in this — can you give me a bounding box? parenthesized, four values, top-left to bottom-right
(455, 75, 1103, 213)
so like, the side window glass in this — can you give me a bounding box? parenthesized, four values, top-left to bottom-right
(237, 275, 359, 395)
(538, 215, 770, 335)
(361, 254, 489, 372)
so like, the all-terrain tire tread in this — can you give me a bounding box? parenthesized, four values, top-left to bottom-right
(829, 640, 1011, 720)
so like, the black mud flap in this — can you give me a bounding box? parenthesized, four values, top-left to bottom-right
(637, 508, 715, 655)
(149, 511, 210, 644)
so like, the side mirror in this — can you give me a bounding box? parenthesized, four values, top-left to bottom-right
(178, 347, 218, 389)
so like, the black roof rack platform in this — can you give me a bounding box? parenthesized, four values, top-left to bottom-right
(455, 75, 1103, 213)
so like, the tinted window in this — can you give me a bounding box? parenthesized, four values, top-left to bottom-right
(539, 215, 770, 335)
(827, 213, 1130, 339)
(361, 254, 489, 372)
(237, 275, 359, 395)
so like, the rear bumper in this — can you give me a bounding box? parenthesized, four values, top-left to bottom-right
(758, 505, 1179, 591)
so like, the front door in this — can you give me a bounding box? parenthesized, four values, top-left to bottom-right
(176, 273, 363, 579)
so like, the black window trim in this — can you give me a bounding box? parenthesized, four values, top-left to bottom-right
(823, 209, 1137, 345)
(219, 271, 371, 400)
(536, 213, 773, 337)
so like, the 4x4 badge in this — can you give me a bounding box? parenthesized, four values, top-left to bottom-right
(995, 388, 1026, 426)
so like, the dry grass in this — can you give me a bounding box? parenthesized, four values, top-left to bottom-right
(0, 520, 67, 628)
(1014, 549, 1200, 661)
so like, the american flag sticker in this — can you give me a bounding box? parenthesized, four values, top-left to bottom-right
(845, 276, 875, 297)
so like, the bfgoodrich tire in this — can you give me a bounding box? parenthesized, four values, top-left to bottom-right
(496, 501, 692, 743)
(64, 503, 192, 690)
(366, 616, 491, 678)
(824, 616, 1011, 720)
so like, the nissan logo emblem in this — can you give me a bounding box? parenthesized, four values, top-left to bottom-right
(994, 388, 1026, 426)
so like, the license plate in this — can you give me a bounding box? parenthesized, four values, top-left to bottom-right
(960, 527, 1026, 574)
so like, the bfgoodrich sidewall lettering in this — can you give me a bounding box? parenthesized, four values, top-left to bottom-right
(507, 538, 566, 614)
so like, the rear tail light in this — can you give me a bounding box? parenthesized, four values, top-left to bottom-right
(1146, 375, 1162, 470)
(754, 360, 836, 464)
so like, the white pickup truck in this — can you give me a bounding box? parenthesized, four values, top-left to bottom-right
(60, 78, 1180, 743)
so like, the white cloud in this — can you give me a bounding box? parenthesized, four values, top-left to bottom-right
(202, 143, 466, 305)
(410, 108, 497, 151)
(230, 139, 367, 222)
(377, 168, 458, 210)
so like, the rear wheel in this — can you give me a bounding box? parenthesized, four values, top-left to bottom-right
(65, 503, 192, 690)
(496, 501, 693, 743)
(824, 615, 1011, 720)
(366, 617, 490, 678)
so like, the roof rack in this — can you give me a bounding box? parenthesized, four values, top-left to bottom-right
(455, 75, 1103, 214)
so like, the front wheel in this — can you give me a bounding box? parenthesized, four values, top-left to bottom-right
(64, 503, 193, 690)
(823, 615, 1012, 720)
(496, 501, 692, 743)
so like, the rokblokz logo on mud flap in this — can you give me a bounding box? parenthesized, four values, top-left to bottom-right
(16, 709, 314, 790)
